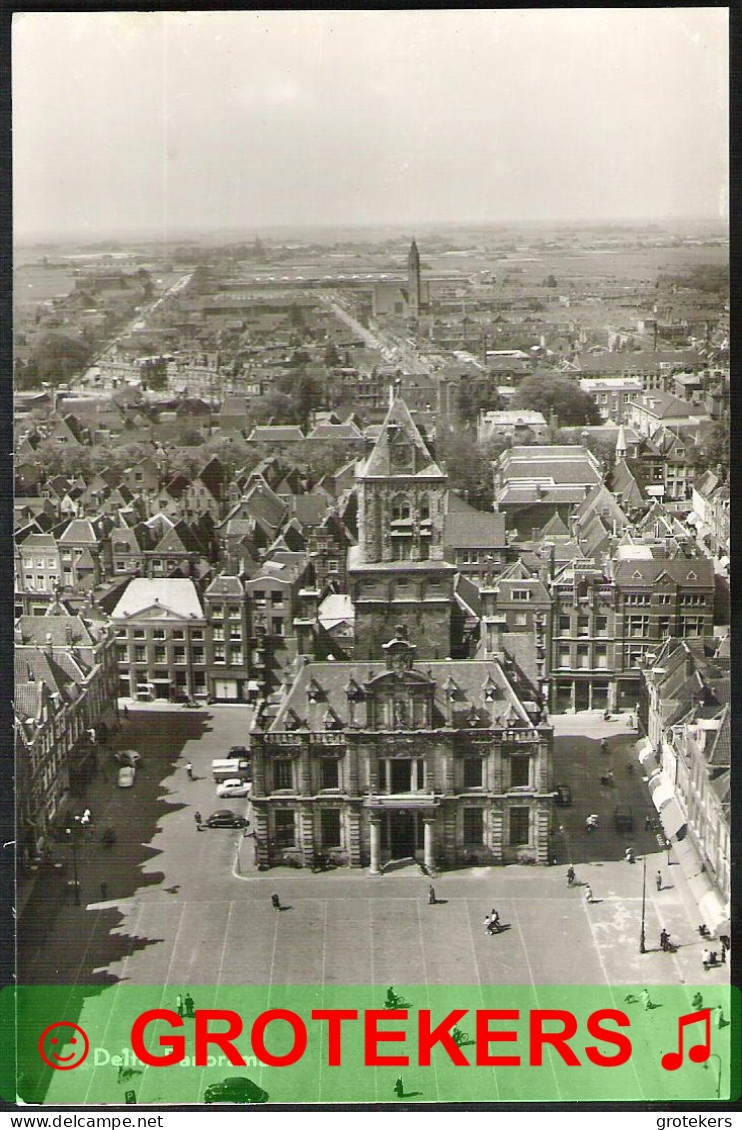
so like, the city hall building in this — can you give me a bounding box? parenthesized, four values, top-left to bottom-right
(249, 628, 554, 871)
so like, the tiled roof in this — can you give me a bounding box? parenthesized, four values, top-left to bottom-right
(444, 510, 507, 549)
(263, 656, 535, 734)
(205, 574, 244, 597)
(248, 426, 306, 442)
(58, 518, 99, 545)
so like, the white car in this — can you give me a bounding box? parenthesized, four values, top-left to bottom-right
(117, 766, 136, 788)
(216, 778, 251, 799)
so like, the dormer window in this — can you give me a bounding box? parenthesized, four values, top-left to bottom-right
(323, 708, 343, 731)
(307, 678, 324, 704)
(482, 674, 498, 702)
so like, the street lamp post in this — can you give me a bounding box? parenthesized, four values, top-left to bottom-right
(639, 853, 647, 953)
(66, 827, 80, 906)
(704, 1053, 722, 1099)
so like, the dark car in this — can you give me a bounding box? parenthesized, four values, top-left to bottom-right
(204, 1077, 269, 1104)
(204, 809, 248, 829)
(227, 746, 249, 758)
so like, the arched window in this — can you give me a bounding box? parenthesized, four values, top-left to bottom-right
(391, 494, 411, 522)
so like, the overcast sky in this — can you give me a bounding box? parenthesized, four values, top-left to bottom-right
(13, 9, 729, 239)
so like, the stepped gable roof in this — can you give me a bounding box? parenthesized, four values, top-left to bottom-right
(205, 574, 243, 598)
(110, 578, 205, 621)
(444, 508, 507, 549)
(358, 396, 444, 479)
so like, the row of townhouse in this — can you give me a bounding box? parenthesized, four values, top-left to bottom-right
(478, 525, 715, 714)
(15, 610, 120, 867)
(110, 560, 321, 704)
(640, 637, 730, 935)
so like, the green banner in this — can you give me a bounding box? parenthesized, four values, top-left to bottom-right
(2, 985, 737, 1105)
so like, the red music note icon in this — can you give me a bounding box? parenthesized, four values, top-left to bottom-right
(661, 1009, 712, 1071)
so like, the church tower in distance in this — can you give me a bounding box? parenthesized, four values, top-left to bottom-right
(407, 237, 421, 318)
(348, 391, 455, 660)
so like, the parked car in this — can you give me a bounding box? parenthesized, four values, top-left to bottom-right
(212, 759, 251, 783)
(216, 778, 252, 799)
(204, 1077, 268, 1104)
(227, 746, 249, 758)
(204, 809, 248, 829)
(117, 766, 136, 788)
(114, 750, 142, 768)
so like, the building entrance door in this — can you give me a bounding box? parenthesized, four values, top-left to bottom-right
(389, 811, 415, 858)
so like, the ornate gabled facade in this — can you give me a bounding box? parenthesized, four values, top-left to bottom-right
(249, 627, 554, 873)
(348, 394, 456, 660)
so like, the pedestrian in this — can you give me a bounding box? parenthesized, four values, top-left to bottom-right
(566, 865, 575, 886)
(660, 928, 671, 951)
(194, 811, 202, 831)
(185, 762, 193, 780)
(176, 994, 184, 1018)
(117, 1064, 124, 1084)
(100, 882, 108, 901)
(644, 816, 653, 831)
(428, 884, 436, 905)
(271, 892, 281, 910)
(656, 870, 662, 892)
(692, 993, 703, 1011)
(184, 993, 195, 1018)
(386, 987, 399, 1009)
(393, 1077, 404, 1099)
(625, 847, 636, 864)
(640, 988, 652, 1011)
(123, 704, 129, 719)
(702, 947, 712, 971)
(584, 885, 593, 905)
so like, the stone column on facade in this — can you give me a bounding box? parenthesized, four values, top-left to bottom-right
(369, 817, 382, 875)
(423, 815, 435, 872)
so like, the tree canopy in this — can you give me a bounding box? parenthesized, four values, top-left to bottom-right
(513, 374, 601, 427)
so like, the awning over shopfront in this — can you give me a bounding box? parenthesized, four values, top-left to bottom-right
(637, 737, 657, 772)
(698, 890, 730, 937)
(657, 798, 687, 840)
(649, 777, 674, 809)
